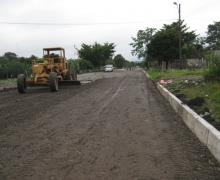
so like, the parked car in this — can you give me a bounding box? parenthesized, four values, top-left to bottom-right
(105, 64, 114, 72)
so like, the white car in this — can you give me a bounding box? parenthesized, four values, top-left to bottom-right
(105, 64, 114, 72)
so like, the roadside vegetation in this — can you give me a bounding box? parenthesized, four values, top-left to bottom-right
(181, 82, 220, 122)
(146, 54, 220, 130)
(130, 20, 220, 129)
(164, 79, 220, 130)
(130, 21, 219, 69)
(204, 52, 220, 80)
(147, 69, 204, 80)
(0, 52, 35, 79)
(0, 78, 16, 88)
(0, 42, 141, 84)
(75, 42, 140, 71)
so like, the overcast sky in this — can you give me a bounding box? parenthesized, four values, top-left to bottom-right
(0, 0, 219, 60)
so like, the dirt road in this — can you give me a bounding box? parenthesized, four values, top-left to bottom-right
(0, 70, 220, 180)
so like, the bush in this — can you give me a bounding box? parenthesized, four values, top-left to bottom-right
(68, 59, 79, 72)
(204, 53, 220, 81)
(69, 59, 94, 73)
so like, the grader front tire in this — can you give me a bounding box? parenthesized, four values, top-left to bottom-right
(17, 74, 27, 94)
(49, 72, 58, 92)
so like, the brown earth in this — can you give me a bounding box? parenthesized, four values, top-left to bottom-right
(0, 70, 220, 180)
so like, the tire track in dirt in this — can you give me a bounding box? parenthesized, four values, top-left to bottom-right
(0, 70, 220, 180)
(0, 74, 126, 180)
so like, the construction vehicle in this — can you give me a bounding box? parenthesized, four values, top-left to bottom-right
(17, 47, 80, 93)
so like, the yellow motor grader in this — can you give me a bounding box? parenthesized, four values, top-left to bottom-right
(17, 47, 80, 93)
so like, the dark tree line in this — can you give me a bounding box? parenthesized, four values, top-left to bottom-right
(130, 21, 220, 69)
(73, 42, 137, 71)
(206, 21, 220, 50)
(0, 42, 140, 79)
(78, 42, 115, 67)
(0, 52, 37, 79)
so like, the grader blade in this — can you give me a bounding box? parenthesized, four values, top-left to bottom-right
(59, 80, 81, 86)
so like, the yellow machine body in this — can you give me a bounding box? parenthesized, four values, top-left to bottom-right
(29, 47, 70, 85)
(17, 47, 80, 93)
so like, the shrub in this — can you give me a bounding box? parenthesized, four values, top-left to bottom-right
(69, 59, 94, 73)
(204, 53, 220, 81)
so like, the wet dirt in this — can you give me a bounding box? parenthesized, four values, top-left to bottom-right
(0, 70, 220, 180)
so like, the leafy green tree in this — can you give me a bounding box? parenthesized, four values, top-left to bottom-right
(78, 42, 115, 67)
(124, 60, 132, 69)
(68, 59, 79, 72)
(19, 56, 32, 76)
(114, 54, 126, 68)
(0, 56, 9, 78)
(130, 28, 156, 58)
(7, 62, 24, 78)
(4, 52, 17, 60)
(204, 53, 220, 80)
(185, 36, 206, 59)
(105, 59, 114, 65)
(0, 52, 34, 79)
(206, 21, 220, 50)
(77, 59, 93, 71)
(148, 21, 196, 69)
(130, 28, 156, 68)
(0, 52, 18, 78)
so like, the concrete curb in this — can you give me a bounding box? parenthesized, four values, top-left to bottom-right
(144, 72, 150, 79)
(157, 83, 220, 163)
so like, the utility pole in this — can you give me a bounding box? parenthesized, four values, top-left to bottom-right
(173, 2, 182, 68)
(73, 44, 77, 59)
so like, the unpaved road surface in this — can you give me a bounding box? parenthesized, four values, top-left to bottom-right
(0, 70, 220, 180)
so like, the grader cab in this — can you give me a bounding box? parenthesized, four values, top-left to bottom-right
(17, 47, 80, 93)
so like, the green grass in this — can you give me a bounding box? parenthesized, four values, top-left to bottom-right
(0, 79, 16, 87)
(146, 69, 205, 80)
(180, 82, 220, 121)
(146, 68, 220, 123)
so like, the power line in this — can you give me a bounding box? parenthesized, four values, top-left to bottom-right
(0, 22, 143, 26)
(0, 20, 176, 26)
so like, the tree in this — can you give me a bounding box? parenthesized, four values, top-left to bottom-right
(77, 59, 93, 71)
(130, 28, 156, 59)
(114, 54, 126, 68)
(78, 42, 115, 67)
(0, 52, 34, 79)
(4, 52, 17, 60)
(185, 36, 206, 59)
(206, 21, 220, 50)
(204, 53, 220, 80)
(130, 28, 156, 68)
(19, 56, 33, 76)
(148, 21, 197, 69)
(105, 59, 114, 65)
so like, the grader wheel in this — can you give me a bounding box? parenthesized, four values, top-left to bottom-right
(71, 71, 77, 80)
(17, 74, 27, 93)
(49, 72, 58, 92)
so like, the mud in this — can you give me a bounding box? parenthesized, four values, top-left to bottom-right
(0, 70, 220, 180)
